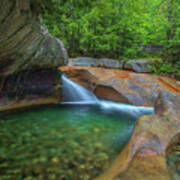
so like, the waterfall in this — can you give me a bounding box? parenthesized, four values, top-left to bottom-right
(61, 74, 154, 118)
(62, 74, 98, 102)
(99, 100, 154, 118)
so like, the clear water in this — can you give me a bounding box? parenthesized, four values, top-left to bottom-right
(0, 104, 136, 180)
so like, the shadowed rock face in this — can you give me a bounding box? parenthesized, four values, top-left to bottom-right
(0, 69, 61, 98)
(0, 69, 62, 111)
(0, 0, 68, 110)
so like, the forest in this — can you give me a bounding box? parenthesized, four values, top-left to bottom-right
(31, 0, 180, 76)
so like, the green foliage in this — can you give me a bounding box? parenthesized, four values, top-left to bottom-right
(151, 62, 180, 76)
(39, 0, 180, 75)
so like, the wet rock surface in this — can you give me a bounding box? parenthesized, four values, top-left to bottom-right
(60, 66, 180, 106)
(60, 66, 180, 180)
(95, 91, 180, 180)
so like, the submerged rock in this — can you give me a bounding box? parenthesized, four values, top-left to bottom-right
(0, 104, 129, 180)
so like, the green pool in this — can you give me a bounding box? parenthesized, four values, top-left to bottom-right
(0, 104, 136, 180)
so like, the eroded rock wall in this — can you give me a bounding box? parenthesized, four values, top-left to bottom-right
(0, 0, 68, 75)
(60, 66, 180, 106)
(0, 69, 62, 111)
(0, 0, 68, 110)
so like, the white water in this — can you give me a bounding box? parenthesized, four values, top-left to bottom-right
(61, 74, 154, 118)
(100, 100, 154, 118)
(62, 74, 98, 102)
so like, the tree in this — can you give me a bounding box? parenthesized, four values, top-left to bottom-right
(40, 0, 180, 65)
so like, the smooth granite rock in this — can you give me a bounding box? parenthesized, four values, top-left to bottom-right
(124, 59, 153, 73)
(95, 91, 180, 180)
(0, 0, 68, 76)
(60, 66, 180, 106)
(60, 66, 180, 179)
(68, 57, 124, 69)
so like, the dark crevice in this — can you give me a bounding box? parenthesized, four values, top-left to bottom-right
(0, 68, 61, 99)
(0, 59, 15, 75)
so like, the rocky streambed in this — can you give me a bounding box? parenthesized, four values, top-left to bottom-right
(0, 104, 136, 180)
(0, 66, 179, 180)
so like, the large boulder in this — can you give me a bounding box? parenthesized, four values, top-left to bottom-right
(0, 0, 68, 110)
(124, 59, 153, 73)
(68, 57, 154, 73)
(60, 66, 180, 106)
(0, 0, 68, 76)
(68, 57, 98, 67)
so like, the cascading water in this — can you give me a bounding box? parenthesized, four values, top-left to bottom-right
(62, 74, 98, 102)
(61, 74, 154, 118)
